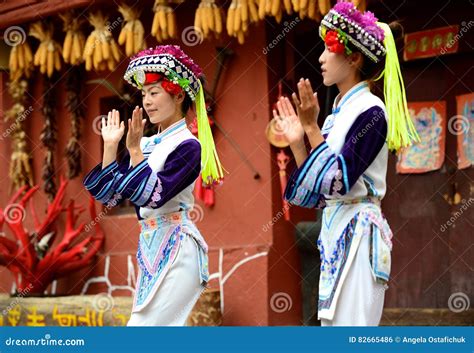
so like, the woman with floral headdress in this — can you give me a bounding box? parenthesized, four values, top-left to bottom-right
(277, 1, 419, 325)
(83, 45, 223, 326)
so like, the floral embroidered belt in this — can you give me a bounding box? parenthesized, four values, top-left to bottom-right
(325, 196, 382, 207)
(139, 210, 189, 232)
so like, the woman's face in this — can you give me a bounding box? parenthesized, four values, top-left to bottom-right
(319, 45, 354, 86)
(141, 82, 179, 124)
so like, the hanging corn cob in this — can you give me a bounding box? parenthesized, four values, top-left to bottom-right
(151, 0, 177, 42)
(194, 0, 224, 40)
(83, 11, 122, 72)
(30, 22, 63, 78)
(118, 3, 147, 56)
(257, 0, 293, 23)
(6, 79, 34, 192)
(60, 11, 86, 66)
(227, 0, 259, 44)
(317, 0, 331, 16)
(8, 41, 34, 81)
(297, 0, 321, 21)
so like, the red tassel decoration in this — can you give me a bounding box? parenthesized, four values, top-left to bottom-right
(277, 149, 291, 221)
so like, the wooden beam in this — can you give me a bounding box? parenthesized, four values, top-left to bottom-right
(0, 0, 92, 30)
(381, 308, 474, 326)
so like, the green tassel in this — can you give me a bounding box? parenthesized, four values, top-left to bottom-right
(195, 80, 224, 184)
(376, 22, 420, 152)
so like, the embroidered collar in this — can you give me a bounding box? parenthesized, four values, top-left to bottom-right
(145, 118, 187, 148)
(332, 81, 369, 115)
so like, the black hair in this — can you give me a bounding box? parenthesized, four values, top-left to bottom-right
(181, 95, 192, 115)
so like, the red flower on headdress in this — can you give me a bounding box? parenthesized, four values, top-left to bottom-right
(143, 72, 183, 95)
(161, 80, 183, 95)
(324, 30, 345, 54)
(144, 73, 163, 85)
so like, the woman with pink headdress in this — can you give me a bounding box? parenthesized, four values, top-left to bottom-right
(83, 45, 223, 326)
(277, 1, 419, 325)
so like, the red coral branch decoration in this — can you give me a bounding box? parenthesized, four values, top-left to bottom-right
(0, 178, 104, 295)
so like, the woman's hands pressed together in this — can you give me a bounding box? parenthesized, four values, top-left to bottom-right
(292, 78, 325, 150)
(273, 78, 325, 167)
(100, 107, 146, 169)
(292, 78, 320, 131)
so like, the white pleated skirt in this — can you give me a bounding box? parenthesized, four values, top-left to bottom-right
(320, 232, 387, 326)
(127, 234, 205, 326)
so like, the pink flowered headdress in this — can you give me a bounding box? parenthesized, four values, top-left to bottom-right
(123, 45, 224, 184)
(319, 1, 421, 152)
(124, 45, 203, 100)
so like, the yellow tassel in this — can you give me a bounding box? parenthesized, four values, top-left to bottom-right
(376, 22, 420, 152)
(195, 80, 224, 184)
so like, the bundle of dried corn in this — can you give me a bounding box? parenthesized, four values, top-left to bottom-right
(60, 11, 86, 65)
(152, 0, 177, 42)
(8, 41, 34, 81)
(30, 22, 63, 77)
(118, 3, 147, 56)
(194, 0, 224, 40)
(227, 0, 259, 44)
(258, 0, 293, 23)
(293, 0, 322, 20)
(83, 11, 121, 71)
(5, 79, 33, 192)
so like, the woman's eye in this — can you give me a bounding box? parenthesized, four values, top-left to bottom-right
(151, 92, 158, 96)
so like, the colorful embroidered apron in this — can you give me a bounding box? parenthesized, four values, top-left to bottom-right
(133, 210, 209, 312)
(317, 197, 393, 320)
